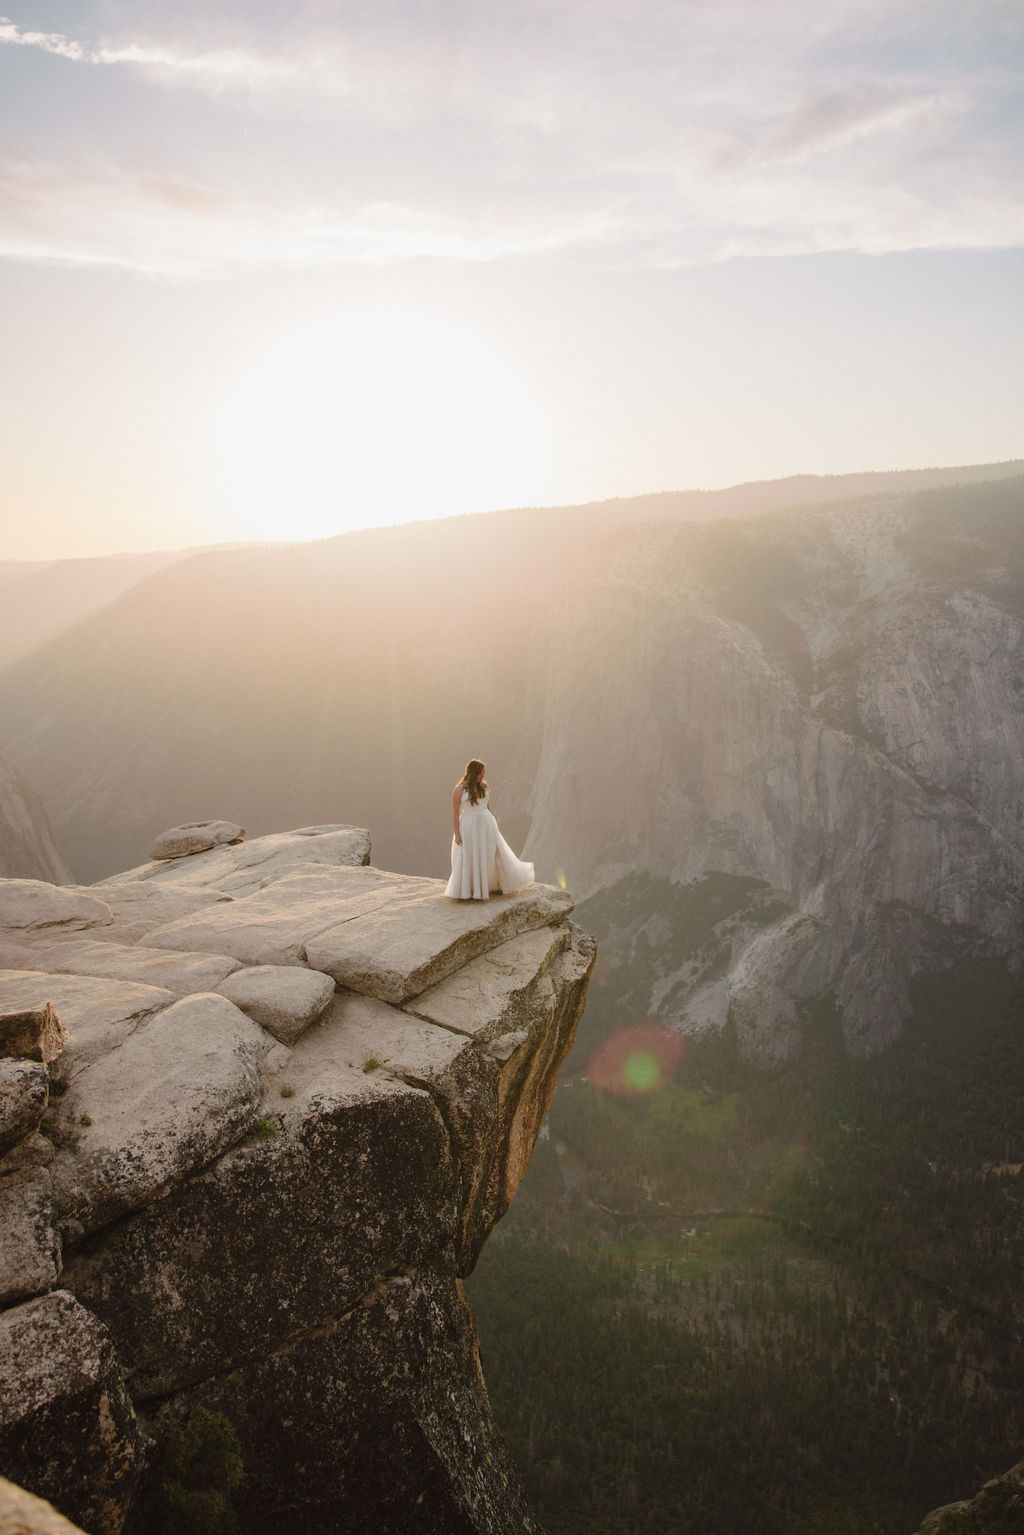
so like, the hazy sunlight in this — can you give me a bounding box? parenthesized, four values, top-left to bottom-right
(216, 308, 546, 541)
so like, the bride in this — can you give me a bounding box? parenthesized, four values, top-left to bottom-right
(445, 758, 535, 901)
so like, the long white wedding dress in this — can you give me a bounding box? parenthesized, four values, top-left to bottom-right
(445, 789, 535, 900)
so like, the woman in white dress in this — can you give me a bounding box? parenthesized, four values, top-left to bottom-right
(445, 758, 535, 901)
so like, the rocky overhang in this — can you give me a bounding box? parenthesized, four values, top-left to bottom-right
(0, 824, 595, 1535)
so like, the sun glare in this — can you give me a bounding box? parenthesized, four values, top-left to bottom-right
(216, 308, 546, 542)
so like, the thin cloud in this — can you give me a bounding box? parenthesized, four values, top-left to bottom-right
(0, 16, 296, 89)
(0, 160, 617, 277)
(0, 1, 1020, 273)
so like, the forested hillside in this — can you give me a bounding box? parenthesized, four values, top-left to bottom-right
(467, 894, 1024, 1534)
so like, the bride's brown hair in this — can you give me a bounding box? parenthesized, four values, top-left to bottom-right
(460, 758, 488, 806)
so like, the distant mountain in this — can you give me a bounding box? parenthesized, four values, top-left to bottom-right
(0, 541, 285, 668)
(1, 462, 1023, 1058)
(0, 749, 71, 882)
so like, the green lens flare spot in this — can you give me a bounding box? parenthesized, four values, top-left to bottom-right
(623, 1050, 660, 1091)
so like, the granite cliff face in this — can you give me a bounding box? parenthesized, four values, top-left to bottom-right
(0, 754, 71, 885)
(524, 479, 1024, 1056)
(0, 825, 595, 1534)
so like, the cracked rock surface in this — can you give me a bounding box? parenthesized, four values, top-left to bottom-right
(0, 823, 594, 1535)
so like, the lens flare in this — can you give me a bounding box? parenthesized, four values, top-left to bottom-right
(588, 1023, 684, 1098)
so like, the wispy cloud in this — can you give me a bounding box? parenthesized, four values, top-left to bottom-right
(0, 16, 296, 90)
(0, 1, 1021, 275)
(0, 160, 616, 276)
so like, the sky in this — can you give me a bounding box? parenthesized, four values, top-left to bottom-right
(1, 0, 1022, 559)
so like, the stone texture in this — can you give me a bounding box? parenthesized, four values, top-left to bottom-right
(0, 1291, 145, 1535)
(215, 963, 334, 1044)
(0, 1476, 92, 1535)
(145, 863, 573, 1001)
(405, 925, 572, 1040)
(307, 877, 575, 1004)
(63, 1071, 458, 1399)
(0, 1059, 49, 1156)
(101, 825, 371, 898)
(184, 1252, 544, 1535)
(0, 883, 110, 934)
(0, 1133, 55, 1177)
(29, 937, 242, 996)
(50, 994, 265, 1234)
(149, 819, 244, 860)
(0, 1004, 67, 1066)
(70, 881, 233, 947)
(0, 1169, 60, 1306)
(0, 974, 172, 1076)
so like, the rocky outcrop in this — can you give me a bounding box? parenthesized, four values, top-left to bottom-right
(914, 1459, 1024, 1532)
(0, 824, 595, 1534)
(0, 759, 71, 886)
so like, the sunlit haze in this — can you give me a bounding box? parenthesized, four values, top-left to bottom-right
(1, 0, 1022, 558)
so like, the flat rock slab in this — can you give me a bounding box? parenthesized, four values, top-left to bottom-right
(100, 826, 372, 899)
(144, 864, 402, 967)
(405, 925, 571, 1040)
(30, 938, 243, 996)
(51, 993, 265, 1233)
(0, 883, 111, 935)
(0, 1168, 60, 1308)
(150, 819, 244, 860)
(0, 1290, 145, 1535)
(0, 1475, 92, 1535)
(291, 991, 470, 1089)
(0, 974, 173, 1076)
(71, 881, 234, 946)
(144, 865, 573, 1003)
(216, 964, 335, 1045)
(0, 1003, 67, 1066)
(306, 876, 575, 1004)
(0, 1058, 49, 1156)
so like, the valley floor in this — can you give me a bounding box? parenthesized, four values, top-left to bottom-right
(467, 957, 1024, 1535)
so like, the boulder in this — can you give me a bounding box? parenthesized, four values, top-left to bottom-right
(215, 964, 335, 1045)
(0, 1059, 49, 1156)
(0, 1168, 60, 1307)
(0, 1291, 145, 1535)
(0, 1003, 66, 1066)
(29, 938, 242, 996)
(50, 993, 266, 1234)
(101, 825, 371, 898)
(149, 820, 244, 860)
(0, 1476, 92, 1535)
(0, 883, 110, 935)
(0, 975, 173, 1076)
(0, 1132, 55, 1177)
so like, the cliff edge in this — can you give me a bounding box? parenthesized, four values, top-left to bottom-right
(0, 823, 595, 1534)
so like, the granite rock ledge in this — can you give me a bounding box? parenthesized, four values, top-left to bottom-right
(0, 825, 596, 1535)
